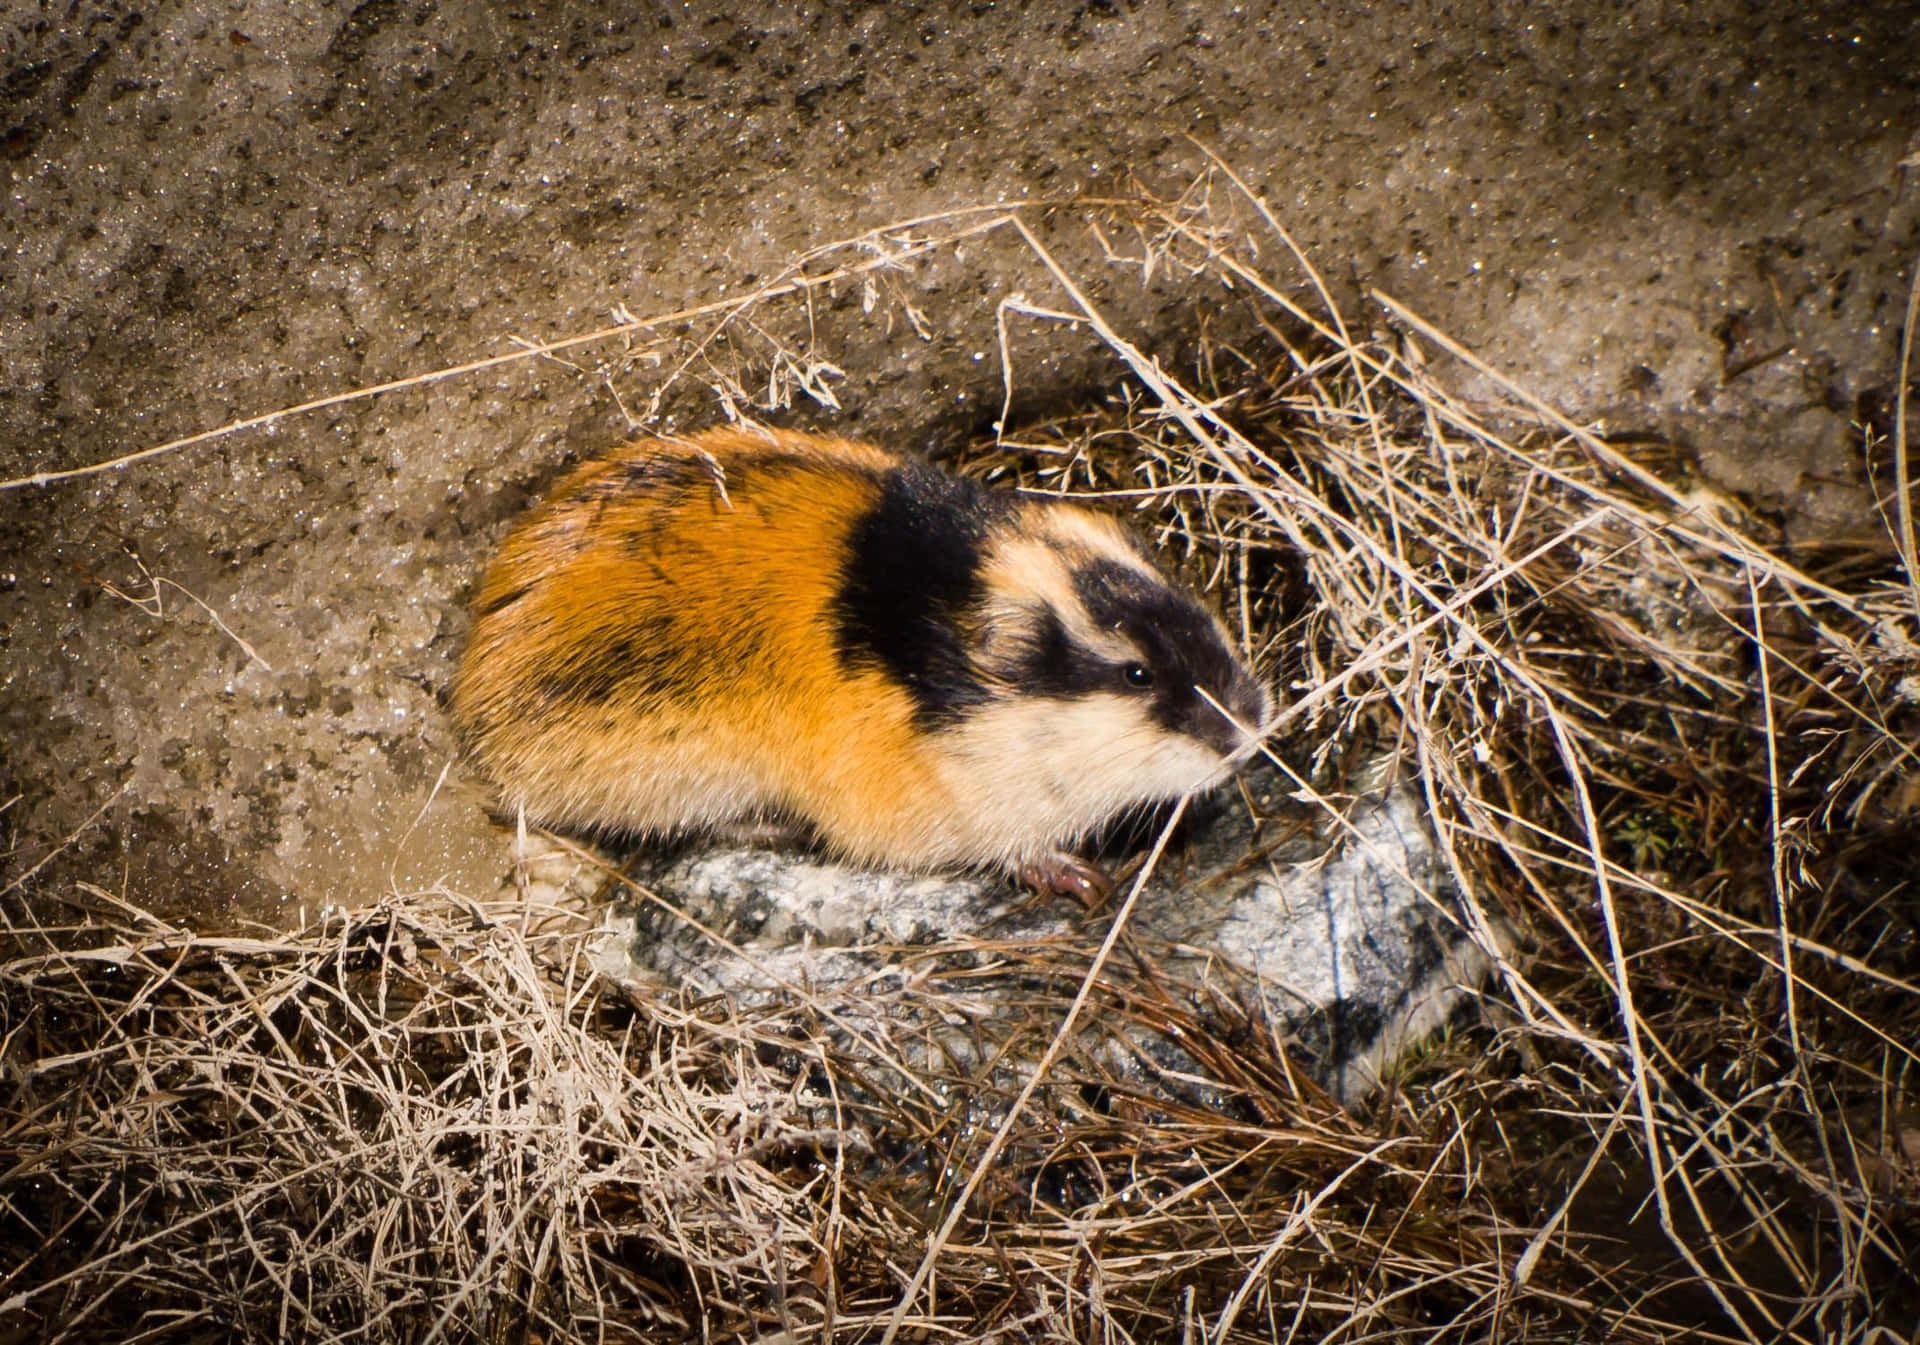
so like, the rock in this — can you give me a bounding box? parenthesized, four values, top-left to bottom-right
(594, 761, 1490, 1103)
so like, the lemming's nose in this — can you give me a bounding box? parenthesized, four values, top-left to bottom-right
(1194, 682, 1268, 759)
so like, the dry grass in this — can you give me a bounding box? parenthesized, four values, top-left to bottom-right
(3, 169, 1917, 1341)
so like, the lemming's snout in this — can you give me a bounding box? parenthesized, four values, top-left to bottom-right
(1189, 676, 1272, 760)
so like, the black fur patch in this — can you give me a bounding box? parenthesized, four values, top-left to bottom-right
(1013, 609, 1113, 699)
(832, 461, 1001, 728)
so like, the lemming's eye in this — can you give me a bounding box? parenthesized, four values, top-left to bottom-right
(1123, 663, 1153, 690)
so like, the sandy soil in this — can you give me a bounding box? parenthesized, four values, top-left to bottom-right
(2, 1, 1916, 922)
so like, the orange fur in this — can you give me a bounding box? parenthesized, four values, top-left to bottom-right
(454, 426, 1266, 872)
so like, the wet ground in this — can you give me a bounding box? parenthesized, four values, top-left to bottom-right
(2, 2, 1916, 924)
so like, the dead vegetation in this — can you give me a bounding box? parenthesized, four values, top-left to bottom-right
(3, 170, 1917, 1341)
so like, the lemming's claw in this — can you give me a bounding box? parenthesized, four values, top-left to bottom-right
(1017, 853, 1115, 910)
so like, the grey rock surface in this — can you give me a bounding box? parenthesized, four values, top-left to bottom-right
(599, 765, 1487, 1100)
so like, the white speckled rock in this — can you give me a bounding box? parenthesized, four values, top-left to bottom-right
(594, 760, 1494, 1102)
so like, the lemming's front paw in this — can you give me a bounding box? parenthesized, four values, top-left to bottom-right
(1017, 853, 1116, 910)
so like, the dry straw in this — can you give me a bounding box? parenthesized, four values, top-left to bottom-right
(3, 168, 1916, 1341)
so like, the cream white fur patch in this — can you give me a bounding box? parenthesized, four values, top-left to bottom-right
(927, 693, 1230, 867)
(976, 532, 1160, 667)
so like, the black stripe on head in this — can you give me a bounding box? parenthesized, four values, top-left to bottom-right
(833, 461, 1003, 728)
(1014, 608, 1116, 699)
(1071, 559, 1263, 758)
